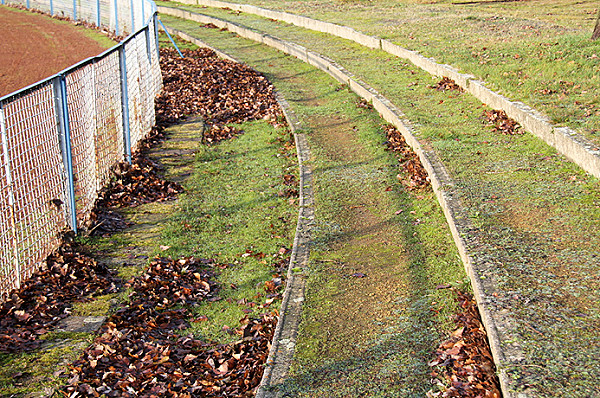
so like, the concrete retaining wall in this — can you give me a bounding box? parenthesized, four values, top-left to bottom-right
(173, 0, 600, 180)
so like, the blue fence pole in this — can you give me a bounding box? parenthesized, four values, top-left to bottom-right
(50, 0, 54, 15)
(130, 0, 135, 32)
(72, 0, 76, 20)
(53, 76, 78, 233)
(113, 0, 119, 36)
(26, 0, 30, 8)
(153, 13, 160, 57)
(96, 0, 100, 26)
(141, 0, 145, 25)
(119, 46, 132, 164)
(145, 25, 152, 63)
(158, 19, 183, 58)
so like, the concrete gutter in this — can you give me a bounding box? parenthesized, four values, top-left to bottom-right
(160, 15, 527, 397)
(170, 0, 600, 180)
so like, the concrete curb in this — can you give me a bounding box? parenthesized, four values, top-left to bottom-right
(159, 13, 525, 397)
(169, 0, 600, 180)
(158, 25, 314, 397)
(255, 95, 314, 398)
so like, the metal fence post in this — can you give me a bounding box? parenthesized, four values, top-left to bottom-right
(119, 46, 132, 164)
(52, 76, 78, 233)
(145, 25, 152, 63)
(153, 13, 160, 57)
(50, 0, 54, 15)
(26, 0, 30, 8)
(96, 0, 100, 27)
(130, 0, 135, 32)
(0, 105, 21, 289)
(113, 0, 119, 36)
(72, 0, 76, 20)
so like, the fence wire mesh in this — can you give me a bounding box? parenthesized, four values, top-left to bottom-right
(125, 36, 145, 151)
(2, 83, 67, 282)
(0, 113, 18, 295)
(4, 0, 156, 34)
(93, 50, 125, 197)
(66, 64, 100, 225)
(0, 0, 161, 297)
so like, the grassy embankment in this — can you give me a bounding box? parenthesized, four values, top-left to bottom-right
(172, 0, 600, 145)
(159, 15, 472, 397)
(157, 7, 600, 397)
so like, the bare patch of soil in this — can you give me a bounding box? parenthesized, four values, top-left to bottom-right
(0, 6, 110, 97)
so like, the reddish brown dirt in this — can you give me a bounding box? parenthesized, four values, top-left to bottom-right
(0, 6, 111, 97)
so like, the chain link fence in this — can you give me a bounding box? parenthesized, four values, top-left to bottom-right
(0, 0, 162, 296)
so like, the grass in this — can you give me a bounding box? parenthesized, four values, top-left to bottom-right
(157, 119, 298, 343)
(83, 111, 298, 348)
(160, 0, 600, 146)
(156, 16, 472, 396)
(158, 9, 600, 396)
(0, 333, 94, 396)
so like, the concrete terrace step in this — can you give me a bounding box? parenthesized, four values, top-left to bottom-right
(164, 0, 600, 181)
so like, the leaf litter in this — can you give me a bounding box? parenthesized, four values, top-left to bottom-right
(428, 289, 502, 398)
(0, 235, 118, 353)
(483, 109, 522, 135)
(156, 47, 284, 143)
(61, 257, 277, 397)
(383, 124, 430, 190)
(431, 77, 464, 92)
(0, 45, 292, 396)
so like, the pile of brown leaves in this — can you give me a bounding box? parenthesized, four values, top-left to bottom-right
(281, 173, 299, 198)
(383, 125, 430, 190)
(483, 110, 522, 135)
(62, 257, 276, 397)
(0, 239, 118, 352)
(87, 157, 183, 235)
(428, 290, 502, 398)
(431, 77, 463, 92)
(99, 158, 183, 208)
(357, 98, 374, 109)
(156, 47, 284, 143)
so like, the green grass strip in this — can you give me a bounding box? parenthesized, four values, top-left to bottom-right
(157, 15, 473, 396)
(157, 11, 600, 396)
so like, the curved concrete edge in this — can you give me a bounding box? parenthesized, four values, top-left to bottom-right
(159, 13, 528, 398)
(167, 0, 600, 180)
(160, 25, 314, 397)
(255, 95, 314, 398)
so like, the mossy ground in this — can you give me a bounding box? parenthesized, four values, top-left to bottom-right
(159, 9, 600, 396)
(157, 16, 471, 397)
